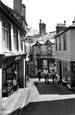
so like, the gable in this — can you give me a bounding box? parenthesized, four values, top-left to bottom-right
(45, 40, 52, 45)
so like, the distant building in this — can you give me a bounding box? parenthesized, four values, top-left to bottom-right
(29, 31, 56, 76)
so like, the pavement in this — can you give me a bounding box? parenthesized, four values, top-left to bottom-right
(0, 79, 39, 115)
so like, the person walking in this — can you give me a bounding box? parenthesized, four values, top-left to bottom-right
(51, 69, 56, 84)
(38, 69, 41, 81)
(43, 68, 49, 84)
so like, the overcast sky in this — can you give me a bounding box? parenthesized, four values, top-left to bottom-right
(1, 0, 75, 33)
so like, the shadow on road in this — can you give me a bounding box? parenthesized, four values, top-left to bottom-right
(34, 81, 74, 95)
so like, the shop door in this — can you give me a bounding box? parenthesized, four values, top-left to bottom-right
(37, 60, 43, 71)
(59, 61, 62, 83)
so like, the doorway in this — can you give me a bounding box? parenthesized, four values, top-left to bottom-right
(59, 61, 62, 83)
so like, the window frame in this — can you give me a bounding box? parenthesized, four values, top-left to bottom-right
(13, 27, 18, 51)
(2, 21, 11, 50)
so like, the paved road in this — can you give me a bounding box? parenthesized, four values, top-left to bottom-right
(20, 81, 75, 115)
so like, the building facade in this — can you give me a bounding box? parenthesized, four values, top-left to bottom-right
(55, 21, 75, 89)
(0, 0, 27, 111)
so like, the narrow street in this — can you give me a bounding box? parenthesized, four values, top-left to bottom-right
(20, 79, 75, 115)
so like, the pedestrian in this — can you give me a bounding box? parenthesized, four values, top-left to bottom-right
(38, 69, 41, 81)
(51, 69, 56, 84)
(43, 68, 49, 84)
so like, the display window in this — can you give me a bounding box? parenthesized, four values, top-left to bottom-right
(2, 62, 19, 97)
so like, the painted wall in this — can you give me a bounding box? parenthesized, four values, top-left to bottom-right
(55, 30, 71, 61)
(71, 29, 75, 61)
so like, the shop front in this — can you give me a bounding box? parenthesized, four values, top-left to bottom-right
(2, 54, 26, 97)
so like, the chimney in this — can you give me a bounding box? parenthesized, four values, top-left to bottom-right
(64, 21, 66, 26)
(39, 19, 42, 36)
(39, 19, 46, 36)
(13, 0, 22, 15)
(22, 4, 26, 20)
(56, 21, 67, 34)
(72, 17, 75, 24)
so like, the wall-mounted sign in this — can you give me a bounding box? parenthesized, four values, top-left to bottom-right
(15, 56, 21, 61)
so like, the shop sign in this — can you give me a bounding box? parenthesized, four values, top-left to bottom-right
(15, 56, 21, 61)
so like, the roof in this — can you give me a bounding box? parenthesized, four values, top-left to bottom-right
(27, 28, 39, 36)
(38, 31, 56, 44)
(7, 6, 28, 26)
(0, 1, 25, 33)
(33, 31, 56, 46)
(55, 23, 75, 37)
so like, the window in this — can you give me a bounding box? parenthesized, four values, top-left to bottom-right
(38, 45, 41, 49)
(59, 36, 61, 50)
(13, 27, 18, 51)
(63, 33, 67, 50)
(20, 33, 23, 51)
(55, 38, 57, 51)
(2, 21, 11, 50)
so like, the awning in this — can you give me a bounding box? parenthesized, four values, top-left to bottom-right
(2, 52, 26, 64)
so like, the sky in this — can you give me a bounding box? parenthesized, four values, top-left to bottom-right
(1, 0, 75, 33)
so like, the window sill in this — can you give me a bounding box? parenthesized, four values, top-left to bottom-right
(3, 49, 10, 53)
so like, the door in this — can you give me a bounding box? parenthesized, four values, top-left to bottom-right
(59, 61, 62, 83)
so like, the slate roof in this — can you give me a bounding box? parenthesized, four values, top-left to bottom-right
(33, 31, 56, 46)
(0, 0, 25, 32)
(38, 31, 56, 44)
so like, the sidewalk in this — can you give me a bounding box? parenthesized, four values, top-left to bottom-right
(0, 79, 38, 115)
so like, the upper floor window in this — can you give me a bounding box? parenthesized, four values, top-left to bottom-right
(20, 33, 23, 51)
(2, 21, 11, 50)
(63, 33, 67, 50)
(13, 27, 18, 51)
(37, 45, 41, 49)
(55, 38, 57, 51)
(59, 36, 61, 50)
(47, 45, 52, 52)
(36, 45, 41, 53)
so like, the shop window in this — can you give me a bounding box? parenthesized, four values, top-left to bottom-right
(2, 21, 11, 50)
(13, 27, 18, 51)
(2, 67, 13, 97)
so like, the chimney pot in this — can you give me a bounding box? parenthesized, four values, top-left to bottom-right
(64, 21, 66, 26)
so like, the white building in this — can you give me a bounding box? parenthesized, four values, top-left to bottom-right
(55, 21, 75, 89)
(0, 0, 28, 111)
